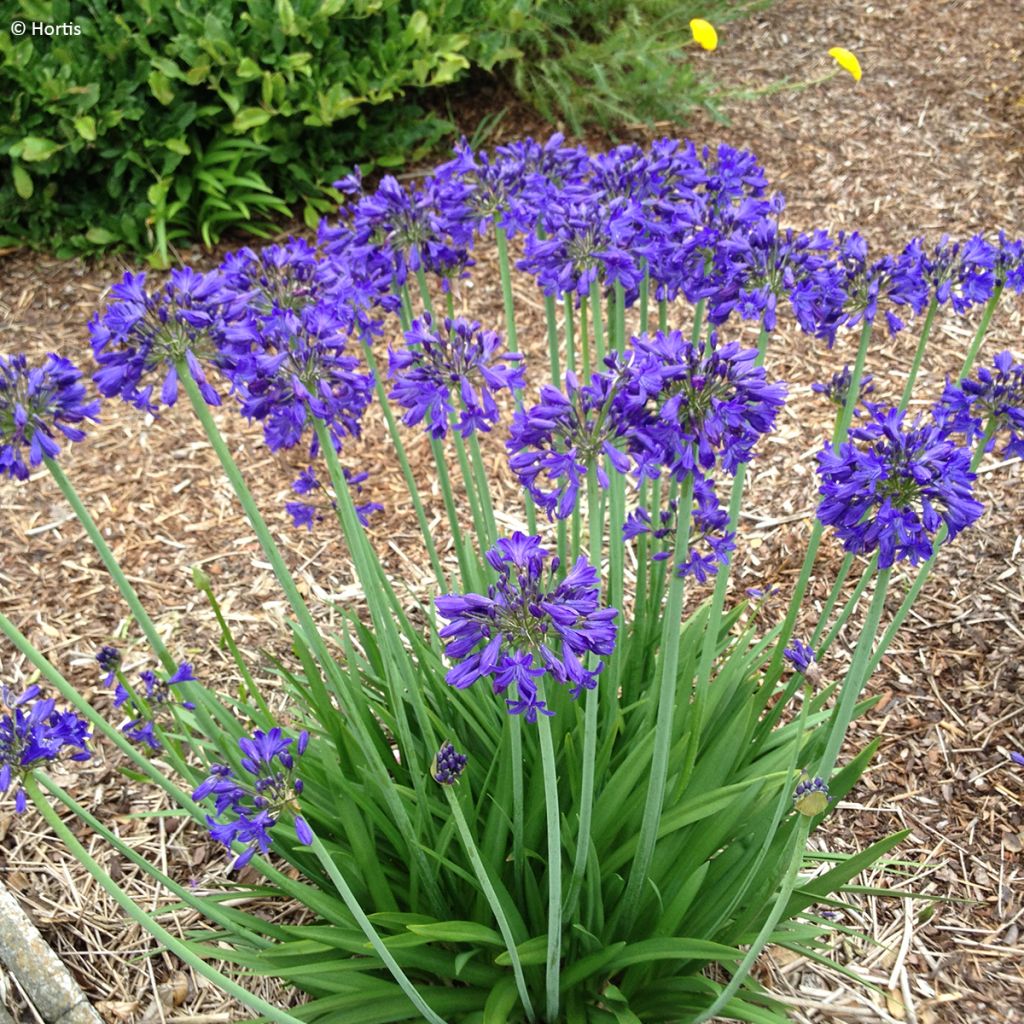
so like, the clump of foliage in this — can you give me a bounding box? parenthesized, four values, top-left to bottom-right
(0, 0, 524, 262)
(506, 0, 768, 134)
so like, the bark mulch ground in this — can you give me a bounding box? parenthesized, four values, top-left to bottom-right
(1, 0, 1023, 1021)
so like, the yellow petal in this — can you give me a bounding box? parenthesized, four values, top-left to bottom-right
(690, 18, 718, 52)
(828, 46, 862, 82)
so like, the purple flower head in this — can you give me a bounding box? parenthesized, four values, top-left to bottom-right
(90, 269, 229, 412)
(1, 686, 91, 813)
(285, 465, 383, 531)
(811, 365, 875, 409)
(995, 232, 1024, 293)
(712, 220, 834, 331)
(922, 234, 998, 313)
(1010, 751, 1024, 768)
(432, 741, 468, 785)
(935, 351, 1024, 459)
(344, 174, 471, 286)
(96, 645, 122, 687)
(0, 354, 100, 480)
(225, 300, 375, 456)
(816, 406, 985, 569)
(435, 533, 618, 718)
(783, 640, 817, 675)
(626, 330, 787, 477)
(519, 193, 645, 301)
(793, 776, 831, 816)
(507, 361, 655, 519)
(193, 727, 311, 870)
(389, 314, 524, 439)
(622, 473, 735, 583)
(113, 663, 197, 752)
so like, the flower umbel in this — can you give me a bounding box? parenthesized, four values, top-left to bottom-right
(435, 533, 618, 719)
(0, 354, 100, 480)
(193, 728, 312, 869)
(389, 313, 524, 439)
(816, 406, 984, 568)
(0, 686, 91, 813)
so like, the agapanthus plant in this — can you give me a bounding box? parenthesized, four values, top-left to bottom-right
(4, 128, 1020, 1024)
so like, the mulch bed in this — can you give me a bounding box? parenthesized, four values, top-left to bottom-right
(2, 0, 1023, 1020)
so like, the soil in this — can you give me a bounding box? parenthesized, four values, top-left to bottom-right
(1, 0, 1023, 1021)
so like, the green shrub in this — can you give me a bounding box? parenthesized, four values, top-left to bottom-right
(1, 0, 527, 262)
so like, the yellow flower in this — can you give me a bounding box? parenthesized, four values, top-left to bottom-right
(828, 46, 862, 82)
(690, 18, 718, 52)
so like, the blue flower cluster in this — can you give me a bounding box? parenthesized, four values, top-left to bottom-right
(816, 406, 985, 568)
(811, 365, 874, 409)
(389, 313, 524, 439)
(0, 353, 99, 480)
(1, 686, 91, 813)
(111, 662, 197, 751)
(936, 351, 1024, 459)
(436, 533, 618, 720)
(89, 269, 228, 411)
(193, 728, 312, 870)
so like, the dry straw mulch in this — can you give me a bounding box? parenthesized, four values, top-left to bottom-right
(2, 0, 1023, 1021)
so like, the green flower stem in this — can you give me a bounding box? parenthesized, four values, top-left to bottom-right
(25, 777, 310, 1024)
(959, 284, 1003, 381)
(193, 571, 272, 717)
(865, 417, 997, 679)
(659, 299, 668, 334)
(510, 713, 525, 893)
(817, 568, 892, 780)
(44, 458, 175, 674)
(619, 470, 695, 933)
(453, 428, 492, 554)
(809, 553, 855, 648)
(767, 318, 874, 683)
(415, 266, 436, 317)
(612, 282, 626, 354)
(431, 437, 475, 587)
(495, 226, 519, 355)
(564, 296, 577, 375)
(897, 298, 938, 413)
(561, 472, 605, 921)
(443, 786, 536, 1022)
(179, 371, 324, 654)
(640, 268, 650, 336)
(579, 296, 591, 380)
(589, 279, 606, 365)
(690, 817, 813, 1024)
(465, 430, 498, 550)
(536, 709, 563, 1022)
(815, 556, 877, 659)
(691, 298, 706, 344)
(306, 833, 449, 1024)
(545, 292, 561, 383)
(361, 340, 446, 588)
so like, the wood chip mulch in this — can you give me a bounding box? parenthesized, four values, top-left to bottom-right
(1, 0, 1023, 1021)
